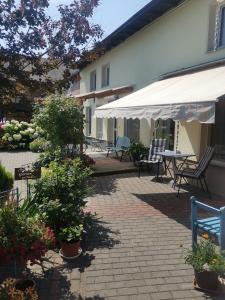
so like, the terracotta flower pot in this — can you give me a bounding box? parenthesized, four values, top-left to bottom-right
(194, 270, 219, 291)
(60, 240, 81, 258)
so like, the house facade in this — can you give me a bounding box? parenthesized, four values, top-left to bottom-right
(75, 0, 225, 196)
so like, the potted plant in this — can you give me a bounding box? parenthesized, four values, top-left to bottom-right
(185, 240, 225, 291)
(0, 277, 38, 300)
(0, 205, 55, 268)
(128, 141, 149, 166)
(58, 224, 83, 258)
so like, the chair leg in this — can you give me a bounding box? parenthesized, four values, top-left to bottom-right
(107, 150, 109, 157)
(172, 175, 177, 189)
(120, 151, 125, 162)
(192, 224, 198, 251)
(199, 178, 205, 193)
(177, 176, 182, 197)
(157, 162, 160, 181)
(203, 177, 211, 199)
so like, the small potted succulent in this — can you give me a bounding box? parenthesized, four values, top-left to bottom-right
(0, 277, 38, 300)
(185, 240, 225, 291)
(58, 225, 83, 258)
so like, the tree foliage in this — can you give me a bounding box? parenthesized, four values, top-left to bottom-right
(33, 94, 83, 149)
(0, 0, 102, 103)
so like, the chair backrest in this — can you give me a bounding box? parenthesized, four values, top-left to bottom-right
(116, 136, 131, 149)
(148, 138, 167, 162)
(194, 146, 215, 177)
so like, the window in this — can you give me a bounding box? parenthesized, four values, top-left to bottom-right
(153, 119, 175, 150)
(207, 3, 225, 51)
(124, 118, 140, 142)
(211, 101, 225, 161)
(96, 118, 103, 139)
(90, 70, 96, 91)
(102, 63, 110, 87)
(219, 6, 225, 47)
(85, 107, 92, 136)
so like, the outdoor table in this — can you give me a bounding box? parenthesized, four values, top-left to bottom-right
(156, 150, 195, 179)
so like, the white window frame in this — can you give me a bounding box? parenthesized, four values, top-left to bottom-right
(101, 63, 110, 87)
(90, 70, 96, 92)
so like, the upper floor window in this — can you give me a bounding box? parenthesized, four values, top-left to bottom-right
(90, 70, 96, 91)
(219, 6, 225, 47)
(102, 63, 110, 87)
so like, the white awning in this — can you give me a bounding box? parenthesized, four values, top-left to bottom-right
(95, 65, 225, 124)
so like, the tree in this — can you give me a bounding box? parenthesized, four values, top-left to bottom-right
(33, 94, 83, 150)
(0, 0, 102, 103)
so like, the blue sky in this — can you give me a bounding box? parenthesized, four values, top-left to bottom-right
(49, 0, 151, 37)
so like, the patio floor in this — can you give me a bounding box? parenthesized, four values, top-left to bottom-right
(1, 151, 225, 299)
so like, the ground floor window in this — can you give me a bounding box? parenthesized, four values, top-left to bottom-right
(211, 101, 225, 161)
(124, 118, 140, 142)
(85, 107, 92, 136)
(96, 118, 103, 139)
(153, 119, 175, 150)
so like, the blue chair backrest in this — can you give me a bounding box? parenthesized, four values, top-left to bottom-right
(148, 138, 167, 162)
(116, 136, 131, 149)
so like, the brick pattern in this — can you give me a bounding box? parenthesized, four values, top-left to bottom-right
(1, 151, 224, 299)
(83, 173, 224, 299)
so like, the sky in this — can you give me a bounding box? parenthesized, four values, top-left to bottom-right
(49, 0, 151, 37)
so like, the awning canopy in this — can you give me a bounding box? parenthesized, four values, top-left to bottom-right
(95, 66, 225, 124)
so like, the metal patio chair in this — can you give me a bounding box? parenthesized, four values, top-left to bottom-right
(138, 138, 167, 179)
(173, 146, 215, 197)
(106, 136, 131, 161)
(191, 196, 225, 251)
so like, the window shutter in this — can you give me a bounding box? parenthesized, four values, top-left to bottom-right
(207, 4, 219, 52)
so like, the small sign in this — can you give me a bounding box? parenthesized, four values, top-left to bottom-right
(14, 166, 41, 180)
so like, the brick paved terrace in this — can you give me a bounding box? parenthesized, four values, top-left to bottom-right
(1, 151, 225, 299)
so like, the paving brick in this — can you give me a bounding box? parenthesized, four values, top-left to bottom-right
(1, 152, 220, 300)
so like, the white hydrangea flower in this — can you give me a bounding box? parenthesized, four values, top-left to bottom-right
(8, 137, 13, 142)
(13, 134, 22, 141)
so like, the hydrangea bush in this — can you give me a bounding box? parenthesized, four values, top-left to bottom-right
(1, 120, 45, 150)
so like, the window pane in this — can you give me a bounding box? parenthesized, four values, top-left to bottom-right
(154, 119, 174, 150)
(219, 7, 225, 47)
(90, 71, 96, 91)
(102, 64, 110, 87)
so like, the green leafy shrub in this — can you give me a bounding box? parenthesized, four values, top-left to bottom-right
(128, 141, 149, 163)
(185, 240, 225, 275)
(29, 137, 48, 153)
(0, 163, 14, 192)
(33, 95, 83, 151)
(30, 158, 92, 236)
(34, 149, 63, 167)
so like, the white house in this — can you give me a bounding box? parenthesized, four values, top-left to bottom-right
(72, 0, 225, 196)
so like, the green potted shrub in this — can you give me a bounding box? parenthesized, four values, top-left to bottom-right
(185, 240, 225, 291)
(58, 224, 83, 258)
(0, 163, 14, 192)
(128, 141, 149, 165)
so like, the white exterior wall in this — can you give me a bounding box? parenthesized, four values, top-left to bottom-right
(80, 0, 225, 196)
(81, 0, 225, 94)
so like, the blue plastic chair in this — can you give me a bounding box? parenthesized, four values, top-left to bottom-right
(191, 196, 225, 251)
(106, 136, 131, 161)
